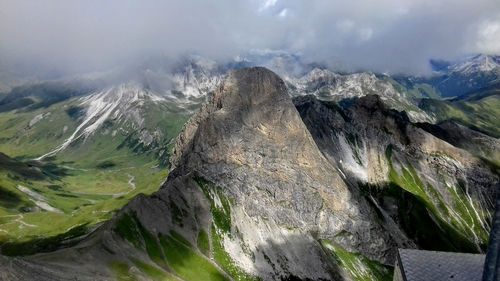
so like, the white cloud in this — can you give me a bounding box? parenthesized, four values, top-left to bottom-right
(1, 0, 499, 76)
(278, 8, 288, 18)
(259, 0, 278, 11)
(476, 19, 500, 54)
(358, 28, 373, 42)
(337, 20, 355, 32)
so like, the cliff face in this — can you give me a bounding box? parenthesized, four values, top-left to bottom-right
(295, 94, 498, 253)
(141, 67, 396, 279)
(1, 67, 497, 281)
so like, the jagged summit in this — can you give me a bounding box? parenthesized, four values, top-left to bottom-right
(170, 67, 295, 170)
(208, 67, 288, 109)
(447, 54, 500, 74)
(127, 67, 394, 280)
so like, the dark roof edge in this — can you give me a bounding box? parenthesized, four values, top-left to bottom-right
(482, 192, 500, 281)
(397, 249, 409, 281)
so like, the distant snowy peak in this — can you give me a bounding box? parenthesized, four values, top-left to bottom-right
(425, 54, 500, 97)
(446, 54, 500, 74)
(115, 57, 225, 100)
(36, 83, 166, 160)
(80, 83, 161, 129)
(145, 55, 226, 99)
(283, 68, 434, 123)
(88, 83, 164, 104)
(286, 68, 406, 103)
(169, 65, 223, 98)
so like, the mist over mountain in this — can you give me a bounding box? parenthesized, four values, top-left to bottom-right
(1, 0, 500, 77)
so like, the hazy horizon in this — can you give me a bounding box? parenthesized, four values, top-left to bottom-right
(1, 0, 500, 78)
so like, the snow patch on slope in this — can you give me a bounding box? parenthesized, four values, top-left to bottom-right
(448, 54, 500, 75)
(168, 56, 224, 98)
(28, 112, 51, 127)
(35, 83, 165, 160)
(17, 185, 62, 213)
(284, 68, 434, 123)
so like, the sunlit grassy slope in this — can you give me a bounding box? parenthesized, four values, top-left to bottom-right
(419, 85, 500, 138)
(0, 158, 169, 253)
(0, 95, 192, 254)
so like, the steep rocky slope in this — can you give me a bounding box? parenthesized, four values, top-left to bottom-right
(415, 120, 500, 165)
(1, 67, 498, 281)
(282, 68, 433, 123)
(294, 95, 498, 251)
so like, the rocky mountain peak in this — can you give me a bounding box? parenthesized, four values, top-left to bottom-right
(449, 54, 500, 74)
(350, 95, 411, 125)
(165, 67, 395, 275)
(170, 65, 338, 182)
(209, 67, 288, 110)
(170, 67, 313, 172)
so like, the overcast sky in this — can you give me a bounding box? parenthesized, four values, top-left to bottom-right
(1, 0, 499, 76)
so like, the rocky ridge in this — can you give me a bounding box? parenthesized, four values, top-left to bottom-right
(282, 68, 434, 123)
(294, 94, 498, 251)
(166, 67, 396, 278)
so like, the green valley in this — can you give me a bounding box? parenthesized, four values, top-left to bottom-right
(0, 86, 195, 255)
(419, 84, 500, 138)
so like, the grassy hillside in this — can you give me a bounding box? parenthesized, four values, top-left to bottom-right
(419, 86, 500, 138)
(0, 95, 193, 254)
(383, 76, 441, 100)
(0, 148, 173, 255)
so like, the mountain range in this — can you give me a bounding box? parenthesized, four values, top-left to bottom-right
(0, 54, 499, 281)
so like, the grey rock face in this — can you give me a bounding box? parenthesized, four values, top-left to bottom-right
(282, 68, 434, 123)
(415, 120, 500, 164)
